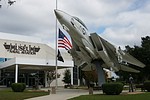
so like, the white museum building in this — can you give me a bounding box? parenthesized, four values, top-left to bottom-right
(0, 32, 74, 87)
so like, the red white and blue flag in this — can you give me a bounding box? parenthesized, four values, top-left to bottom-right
(58, 29, 72, 50)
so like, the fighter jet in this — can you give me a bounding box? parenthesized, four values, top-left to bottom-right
(54, 9, 145, 86)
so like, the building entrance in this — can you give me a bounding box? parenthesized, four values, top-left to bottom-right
(0, 70, 45, 87)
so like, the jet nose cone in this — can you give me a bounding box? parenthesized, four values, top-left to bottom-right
(54, 9, 63, 19)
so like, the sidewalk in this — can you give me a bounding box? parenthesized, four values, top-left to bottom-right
(25, 87, 102, 100)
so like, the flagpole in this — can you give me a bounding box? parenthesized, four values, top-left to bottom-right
(55, 0, 58, 89)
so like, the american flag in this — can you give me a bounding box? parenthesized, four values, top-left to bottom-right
(58, 29, 72, 50)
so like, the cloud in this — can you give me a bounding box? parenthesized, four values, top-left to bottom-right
(101, 4, 150, 48)
(0, 0, 149, 49)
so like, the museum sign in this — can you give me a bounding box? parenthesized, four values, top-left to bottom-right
(3, 42, 40, 55)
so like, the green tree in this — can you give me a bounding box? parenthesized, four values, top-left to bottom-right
(62, 69, 71, 85)
(47, 70, 60, 87)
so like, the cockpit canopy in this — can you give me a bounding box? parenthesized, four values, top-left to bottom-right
(73, 17, 88, 30)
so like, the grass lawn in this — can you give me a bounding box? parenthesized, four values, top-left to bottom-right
(69, 92, 150, 100)
(0, 89, 49, 100)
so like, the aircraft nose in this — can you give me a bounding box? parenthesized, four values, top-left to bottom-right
(54, 9, 63, 19)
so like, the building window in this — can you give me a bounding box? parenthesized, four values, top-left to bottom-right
(0, 58, 11, 63)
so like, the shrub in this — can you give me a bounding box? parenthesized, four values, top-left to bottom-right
(144, 81, 150, 92)
(102, 82, 123, 95)
(11, 83, 26, 92)
(64, 84, 73, 88)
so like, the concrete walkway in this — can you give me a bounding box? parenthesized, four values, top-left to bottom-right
(25, 87, 102, 100)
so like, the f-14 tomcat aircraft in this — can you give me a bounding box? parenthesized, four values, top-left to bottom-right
(54, 9, 145, 86)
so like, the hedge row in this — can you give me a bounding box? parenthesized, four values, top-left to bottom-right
(102, 82, 123, 95)
(11, 83, 26, 92)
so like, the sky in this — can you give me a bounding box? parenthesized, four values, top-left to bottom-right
(0, 0, 150, 50)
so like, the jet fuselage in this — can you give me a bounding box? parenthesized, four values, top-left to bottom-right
(54, 9, 145, 73)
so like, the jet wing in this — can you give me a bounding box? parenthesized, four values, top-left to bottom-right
(90, 33, 145, 72)
(120, 64, 140, 73)
(120, 52, 145, 68)
(98, 34, 145, 67)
